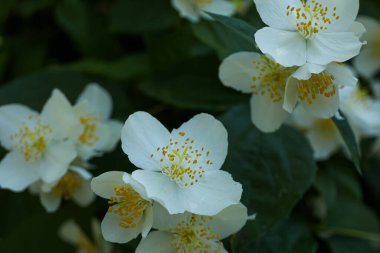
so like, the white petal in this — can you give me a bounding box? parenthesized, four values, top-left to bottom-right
(136, 231, 175, 253)
(77, 83, 113, 120)
(255, 28, 306, 67)
(40, 141, 76, 183)
(72, 180, 95, 207)
(171, 0, 200, 22)
(353, 48, 380, 79)
(40, 192, 61, 213)
(200, 0, 235, 18)
(307, 32, 363, 65)
(292, 63, 326, 80)
(253, 0, 299, 30)
(205, 203, 248, 239)
(58, 220, 83, 245)
(357, 16, 380, 42)
(91, 171, 125, 199)
(319, 0, 359, 32)
(349, 21, 366, 38)
(326, 63, 358, 87)
(121, 111, 170, 171)
(0, 105, 38, 150)
(132, 170, 185, 214)
(174, 113, 228, 171)
(41, 89, 81, 140)
(70, 166, 92, 180)
(101, 212, 143, 243)
(0, 151, 40, 192)
(122, 173, 150, 201)
(219, 52, 264, 94)
(300, 85, 340, 118)
(182, 170, 242, 216)
(100, 120, 123, 152)
(152, 202, 191, 231)
(250, 94, 289, 133)
(283, 78, 299, 113)
(141, 205, 154, 238)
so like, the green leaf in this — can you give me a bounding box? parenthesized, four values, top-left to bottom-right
(327, 237, 378, 253)
(109, 0, 176, 34)
(139, 55, 247, 111)
(220, 105, 317, 249)
(333, 112, 362, 174)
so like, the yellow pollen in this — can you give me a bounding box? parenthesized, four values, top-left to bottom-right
(250, 56, 292, 102)
(11, 116, 51, 162)
(51, 172, 84, 200)
(153, 132, 212, 188)
(108, 185, 149, 229)
(297, 73, 336, 104)
(79, 115, 99, 146)
(287, 0, 339, 38)
(170, 216, 222, 253)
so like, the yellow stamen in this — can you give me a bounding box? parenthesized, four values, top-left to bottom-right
(79, 114, 99, 146)
(297, 73, 336, 104)
(51, 172, 84, 200)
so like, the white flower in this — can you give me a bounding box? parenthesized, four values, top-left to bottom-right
(122, 112, 242, 215)
(219, 52, 357, 132)
(59, 218, 112, 253)
(29, 166, 95, 213)
(91, 171, 153, 244)
(74, 84, 123, 160)
(136, 203, 248, 253)
(254, 0, 364, 67)
(0, 89, 79, 192)
(353, 16, 380, 79)
(172, 0, 235, 23)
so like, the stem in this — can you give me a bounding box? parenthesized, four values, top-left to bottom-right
(314, 225, 380, 242)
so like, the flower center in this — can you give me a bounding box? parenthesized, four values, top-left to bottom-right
(171, 216, 222, 253)
(108, 185, 149, 229)
(192, 0, 213, 5)
(152, 132, 212, 188)
(51, 172, 84, 200)
(251, 56, 293, 102)
(287, 0, 339, 38)
(11, 116, 51, 162)
(79, 114, 99, 146)
(297, 73, 336, 104)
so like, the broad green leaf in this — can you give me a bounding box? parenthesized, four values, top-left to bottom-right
(109, 0, 176, 34)
(139, 56, 247, 111)
(220, 105, 317, 249)
(333, 112, 362, 174)
(327, 237, 378, 253)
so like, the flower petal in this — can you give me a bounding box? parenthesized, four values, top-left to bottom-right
(102, 120, 123, 152)
(41, 89, 81, 140)
(200, 0, 235, 18)
(319, 0, 359, 32)
(182, 170, 242, 216)
(0, 105, 38, 150)
(205, 203, 248, 239)
(77, 83, 113, 120)
(219, 52, 263, 94)
(0, 151, 40, 192)
(300, 85, 340, 118)
(101, 211, 144, 243)
(58, 220, 83, 245)
(91, 171, 125, 199)
(250, 94, 289, 133)
(141, 205, 154, 238)
(353, 48, 380, 79)
(307, 32, 363, 65)
(326, 63, 357, 87)
(283, 78, 299, 113)
(152, 202, 191, 231)
(349, 21, 366, 38)
(254, 0, 300, 30)
(174, 113, 228, 171)
(255, 28, 306, 67)
(357, 16, 380, 42)
(122, 173, 150, 201)
(122, 111, 170, 171)
(136, 231, 175, 253)
(40, 140, 77, 183)
(171, 0, 200, 22)
(72, 180, 95, 207)
(40, 192, 62, 213)
(292, 63, 326, 80)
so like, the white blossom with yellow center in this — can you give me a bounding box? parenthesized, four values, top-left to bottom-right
(91, 171, 153, 244)
(30, 166, 95, 213)
(353, 16, 380, 79)
(171, 0, 236, 23)
(59, 219, 112, 253)
(136, 203, 248, 253)
(73, 84, 123, 161)
(0, 90, 79, 192)
(219, 52, 357, 132)
(254, 0, 364, 68)
(122, 112, 242, 215)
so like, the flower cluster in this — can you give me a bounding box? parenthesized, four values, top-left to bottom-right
(219, 0, 365, 133)
(91, 112, 250, 252)
(0, 84, 122, 212)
